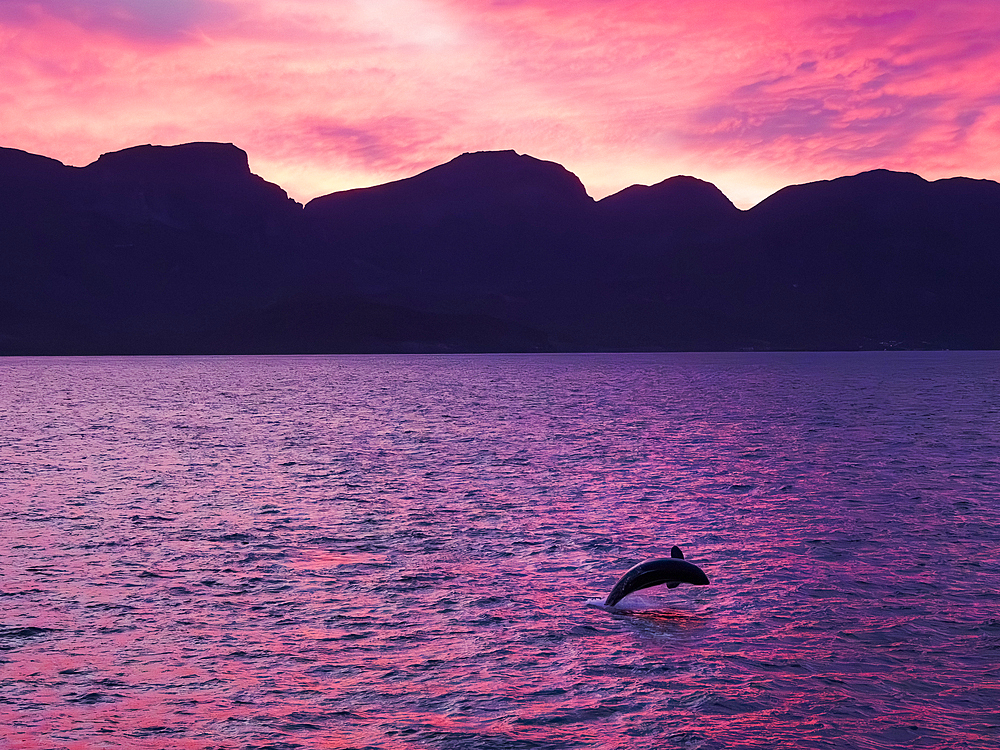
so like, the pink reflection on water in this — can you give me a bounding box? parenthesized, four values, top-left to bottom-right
(2, 354, 998, 747)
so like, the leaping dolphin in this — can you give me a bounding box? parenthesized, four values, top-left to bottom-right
(604, 546, 710, 607)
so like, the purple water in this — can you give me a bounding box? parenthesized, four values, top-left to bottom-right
(1, 352, 998, 749)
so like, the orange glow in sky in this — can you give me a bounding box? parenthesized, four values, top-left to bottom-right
(2, 0, 999, 207)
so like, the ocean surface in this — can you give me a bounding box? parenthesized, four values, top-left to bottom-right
(1, 352, 998, 750)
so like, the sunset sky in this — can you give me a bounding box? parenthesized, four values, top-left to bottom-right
(2, 0, 999, 207)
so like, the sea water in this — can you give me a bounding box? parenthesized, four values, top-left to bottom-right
(1, 352, 998, 749)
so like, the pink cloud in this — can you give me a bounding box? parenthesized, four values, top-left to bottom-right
(2, 0, 1000, 207)
(0, 0, 236, 41)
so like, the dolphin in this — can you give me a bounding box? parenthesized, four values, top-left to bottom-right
(604, 546, 710, 607)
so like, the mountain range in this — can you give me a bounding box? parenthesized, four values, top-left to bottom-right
(2, 142, 998, 354)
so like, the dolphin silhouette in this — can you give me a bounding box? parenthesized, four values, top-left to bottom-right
(604, 546, 710, 607)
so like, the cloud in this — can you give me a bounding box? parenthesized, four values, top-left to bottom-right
(2, 0, 1000, 207)
(677, 3, 1000, 175)
(832, 10, 917, 29)
(0, 0, 236, 41)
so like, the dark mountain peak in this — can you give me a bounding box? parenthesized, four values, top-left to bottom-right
(440, 148, 575, 178)
(428, 149, 592, 201)
(838, 167, 926, 183)
(926, 175, 1000, 210)
(434, 148, 579, 178)
(307, 149, 592, 213)
(597, 175, 740, 235)
(302, 150, 597, 307)
(604, 174, 727, 198)
(0, 147, 78, 230)
(752, 168, 933, 216)
(0, 146, 67, 173)
(78, 140, 296, 208)
(741, 167, 997, 270)
(451, 148, 520, 162)
(753, 170, 1000, 222)
(932, 174, 1000, 189)
(66, 141, 298, 236)
(85, 142, 252, 183)
(827, 168, 932, 199)
(600, 175, 738, 213)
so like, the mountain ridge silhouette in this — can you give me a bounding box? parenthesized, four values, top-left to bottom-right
(2, 142, 998, 353)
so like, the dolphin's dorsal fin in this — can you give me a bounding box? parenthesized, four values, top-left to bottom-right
(670, 546, 684, 559)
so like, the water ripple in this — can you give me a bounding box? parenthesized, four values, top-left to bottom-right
(1, 352, 998, 748)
